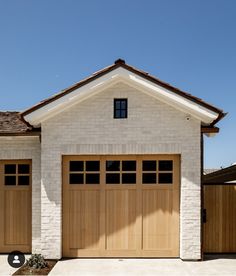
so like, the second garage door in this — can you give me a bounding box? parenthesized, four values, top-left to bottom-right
(0, 160, 31, 253)
(62, 155, 180, 257)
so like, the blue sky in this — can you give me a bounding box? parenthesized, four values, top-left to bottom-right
(0, 0, 235, 168)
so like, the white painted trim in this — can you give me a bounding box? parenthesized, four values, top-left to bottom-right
(23, 67, 219, 126)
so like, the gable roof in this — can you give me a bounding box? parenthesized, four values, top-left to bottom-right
(0, 112, 40, 136)
(21, 59, 225, 126)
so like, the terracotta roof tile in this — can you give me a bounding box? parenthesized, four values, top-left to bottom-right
(0, 111, 40, 135)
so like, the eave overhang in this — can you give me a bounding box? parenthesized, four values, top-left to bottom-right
(21, 60, 225, 128)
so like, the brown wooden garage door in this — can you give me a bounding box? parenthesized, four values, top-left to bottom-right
(63, 155, 180, 257)
(203, 184, 236, 253)
(0, 160, 31, 253)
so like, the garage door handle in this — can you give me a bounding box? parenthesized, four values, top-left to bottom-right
(202, 209, 207, 223)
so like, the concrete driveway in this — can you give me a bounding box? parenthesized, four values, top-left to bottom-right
(50, 255, 236, 276)
(0, 254, 31, 276)
(1, 255, 235, 276)
(0, 255, 17, 276)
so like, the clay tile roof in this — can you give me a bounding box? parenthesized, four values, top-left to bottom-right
(0, 111, 40, 135)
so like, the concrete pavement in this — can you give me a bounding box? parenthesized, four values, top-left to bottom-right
(0, 255, 17, 276)
(0, 254, 235, 276)
(50, 255, 236, 276)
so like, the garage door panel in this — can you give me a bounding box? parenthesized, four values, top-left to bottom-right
(63, 155, 180, 257)
(0, 160, 31, 253)
(5, 190, 30, 246)
(69, 190, 100, 250)
(106, 190, 136, 250)
(142, 190, 172, 250)
(68, 191, 82, 249)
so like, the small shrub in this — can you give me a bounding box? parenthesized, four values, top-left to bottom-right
(26, 254, 48, 269)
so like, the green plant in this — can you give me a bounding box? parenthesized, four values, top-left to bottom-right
(26, 254, 48, 269)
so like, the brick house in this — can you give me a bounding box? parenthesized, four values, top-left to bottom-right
(0, 59, 225, 260)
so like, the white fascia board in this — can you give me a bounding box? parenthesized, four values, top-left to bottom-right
(24, 70, 122, 126)
(24, 67, 219, 126)
(117, 69, 218, 124)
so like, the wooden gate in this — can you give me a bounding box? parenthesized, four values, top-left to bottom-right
(203, 184, 236, 253)
(0, 160, 32, 253)
(62, 155, 180, 257)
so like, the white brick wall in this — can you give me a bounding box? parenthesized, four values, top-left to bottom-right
(0, 136, 41, 253)
(41, 82, 201, 260)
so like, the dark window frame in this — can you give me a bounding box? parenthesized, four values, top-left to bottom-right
(114, 99, 128, 119)
(105, 159, 137, 185)
(3, 162, 31, 186)
(141, 159, 174, 185)
(69, 160, 100, 185)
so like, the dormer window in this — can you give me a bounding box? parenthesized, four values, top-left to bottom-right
(114, 99, 128, 119)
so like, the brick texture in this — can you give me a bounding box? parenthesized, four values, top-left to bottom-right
(41, 82, 201, 260)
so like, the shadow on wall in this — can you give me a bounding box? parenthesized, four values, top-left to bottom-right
(65, 188, 179, 252)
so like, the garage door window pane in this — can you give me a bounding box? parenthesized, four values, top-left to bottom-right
(5, 164, 16, 174)
(86, 161, 100, 171)
(18, 175, 30, 185)
(106, 161, 120, 171)
(106, 173, 120, 184)
(142, 161, 156, 171)
(159, 173, 173, 184)
(86, 173, 100, 184)
(18, 164, 30, 174)
(70, 173, 83, 184)
(122, 161, 136, 171)
(70, 161, 83, 172)
(142, 173, 157, 184)
(5, 176, 16, 185)
(122, 173, 136, 184)
(159, 160, 173, 171)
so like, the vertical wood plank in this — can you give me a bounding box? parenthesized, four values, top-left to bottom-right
(204, 184, 236, 253)
(62, 155, 180, 257)
(0, 160, 31, 253)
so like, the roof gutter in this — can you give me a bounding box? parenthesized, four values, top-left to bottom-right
(210, 112, 227, 127)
